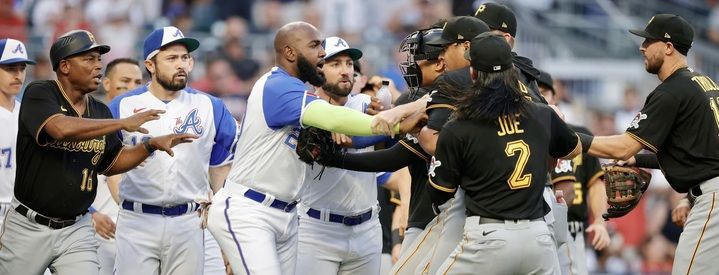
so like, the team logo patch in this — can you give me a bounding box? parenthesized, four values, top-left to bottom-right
(174, 108, 204, 135)
(554, 159, 573, 173)
(428, 156, 442, 178)
(629, 112, 647, 129)
(475, 4, 486, 15)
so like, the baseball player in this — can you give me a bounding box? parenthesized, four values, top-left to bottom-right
(0, 30, 194, 275)
(429, 32, 581, 275)
(206, 21, 427, 275)
(539, 71, 611, 275)
(314, 25, 447, 274)
(90, 57, 143, 275)
(0, 38, 35, 229)
(296, 36, 384, 275)
(579, 14, 719, 275)
(108, 26, 235, 275)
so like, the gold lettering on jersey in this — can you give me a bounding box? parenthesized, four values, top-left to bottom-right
(47, 137, 106, 165)
(692, 76, 719, 92)
(497, 114, 524, 136)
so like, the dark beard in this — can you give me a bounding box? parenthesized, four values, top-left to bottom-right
(645, 56, 663, 75)
(321, 80, 353, 98)
(297, 55, 325, 87)
(156, 70, 187, 91)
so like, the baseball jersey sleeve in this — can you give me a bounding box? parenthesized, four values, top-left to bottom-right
(429, 127, 461, 193)
(584, 155, 604, 187)
(209, 96, 238, 167)
(20, 81, 63, 145)
(548, 110, 579, 159)
(625, 89, 679, 153)
(425, 91, 456, 131)
(262, 78, 318, 129)
(550, 159, 576, 185)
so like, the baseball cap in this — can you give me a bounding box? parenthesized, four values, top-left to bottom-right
(322, 36, 362, 60)
(537, 70, 554, 92)
(143, 26, 200, 60)
(464, 33, 512, 72)
(0, 39, 36, 65)
(629, 14, 694, 54)
(50, 30, 110, 71)
(426, 16, 490, 46)
(474, 2, 517, 37)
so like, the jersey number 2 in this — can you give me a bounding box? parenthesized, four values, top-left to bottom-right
(505, 140, 531, 189)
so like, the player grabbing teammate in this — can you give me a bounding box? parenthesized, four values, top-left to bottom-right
(429, 32, 581, 275)
(206, 21, 427, 275)
(578, 14, 719, 275)
(109, 26, 235, 275)
(91, 58, 143, 275)
(0, 30, 194, 275)
(0, 38, 35, 229)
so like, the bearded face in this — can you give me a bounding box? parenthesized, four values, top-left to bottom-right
(297, 54, 326, 87)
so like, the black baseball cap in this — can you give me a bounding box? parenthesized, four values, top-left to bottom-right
(50, 30, 110, 71)
(474, 2, 517, 37)
(629, 14, 694, 54)
(426, 16, 489, 46)
(464, 33, 512, 72)
(537, 70, 555, 93)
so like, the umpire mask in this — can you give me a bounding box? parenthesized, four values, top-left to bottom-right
(398, 28, 443, 99)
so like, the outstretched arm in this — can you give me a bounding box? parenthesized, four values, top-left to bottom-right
(579, 133, 645, 160)
(44, 109, 164, 142)
(103, 134, 197, 176)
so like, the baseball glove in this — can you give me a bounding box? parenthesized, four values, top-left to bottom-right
(296, 127, 342, 178)
(602, 165, 652, 220)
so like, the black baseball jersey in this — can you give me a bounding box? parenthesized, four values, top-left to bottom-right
(430, 103, 578, 219)
(398, 135, 436, 229)
(377, 184, 399, 253)
(427, 65, 546, 132)
(626, 68, 719, 193)
(15, 80, 123, 218)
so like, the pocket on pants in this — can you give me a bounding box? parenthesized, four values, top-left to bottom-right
(535, 233, 554, 246)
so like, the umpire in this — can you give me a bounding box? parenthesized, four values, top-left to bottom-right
(579, 14, 719, 274)
(0, 30, 195, 275)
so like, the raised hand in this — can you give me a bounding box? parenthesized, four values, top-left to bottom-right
(147, 133, 198, 157)
(122, 109, 165, 134)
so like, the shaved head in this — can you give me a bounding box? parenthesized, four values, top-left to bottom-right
(273, 21, 327, 86)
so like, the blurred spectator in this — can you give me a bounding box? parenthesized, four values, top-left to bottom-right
(28, 54, 54, 82)
(708, 6, 719, 45)
(96, 10, 139, 62)
(191, 56, 246, 97)
(52, 3, 93, 41)
(251, 0, 286, 33)
(190, 0, 218, 32)
(614, 85, 642, 133)
(220, 39, 261, 81)
(0, 0, 27, 41)
(589, 110, 618, 136)
(216, 0, 254, 22)
(640, 234, 674, 273)
(312, 0, 368, 42)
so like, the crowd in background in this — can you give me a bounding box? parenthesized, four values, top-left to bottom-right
(3, 0, 719, 273)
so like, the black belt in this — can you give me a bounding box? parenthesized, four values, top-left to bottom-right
(306, 208, 373, 226)
(121, 200, 198, 216)
(14, 205, 80, 230)
(478, 217, 544, 224)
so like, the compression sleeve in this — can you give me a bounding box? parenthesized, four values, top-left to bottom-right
(329, 142, 419, 172)
(301, 100, 400, 136)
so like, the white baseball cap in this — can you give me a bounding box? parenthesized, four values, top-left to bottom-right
(0, 38, 35, 65)
(322, 36, 362, 61)
(143, 26, 200, 60)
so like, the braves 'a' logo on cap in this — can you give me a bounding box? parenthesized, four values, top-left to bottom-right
(173, 28, 184, 38)
(334, 38, 347, 48)
(12, 43, 24, 54)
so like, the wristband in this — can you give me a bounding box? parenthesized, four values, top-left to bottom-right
(88, 206, 96, 214)
(577, 133, 594, 153)
(391, 228, 404, 246)
(142, 140, 156, 153)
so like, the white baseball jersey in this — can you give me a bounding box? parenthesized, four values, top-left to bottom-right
(109, 85, 238, 205)
(91, 175, 118, 222)
(301, 93, 377, 212)
(225, 66, 322, 201)
(0, 101, 19, 204)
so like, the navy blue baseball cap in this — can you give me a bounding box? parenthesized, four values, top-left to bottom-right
(0, 39, 36, 65)
(143, 26, 200, 60)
